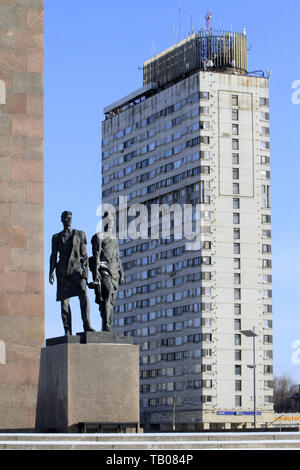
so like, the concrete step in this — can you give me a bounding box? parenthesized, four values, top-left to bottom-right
(0, 439, 300, 450)
(1, 432, 300, 441)
(0, 432, 300, 449)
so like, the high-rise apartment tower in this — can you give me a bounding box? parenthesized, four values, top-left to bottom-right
(101, 30, 274, 431)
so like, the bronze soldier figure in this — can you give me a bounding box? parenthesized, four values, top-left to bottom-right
(49, 211, 94, 335)
(89, 212, 124, 332)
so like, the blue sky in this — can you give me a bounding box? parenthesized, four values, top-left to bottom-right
(45, 1, 300, 381)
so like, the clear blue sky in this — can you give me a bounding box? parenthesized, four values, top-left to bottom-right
(45, 0, 300, 381)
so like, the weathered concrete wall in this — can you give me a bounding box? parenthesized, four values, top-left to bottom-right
(0, 0, 44, 431)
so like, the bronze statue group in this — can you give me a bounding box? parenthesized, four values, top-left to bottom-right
(49, 211, 124, 335)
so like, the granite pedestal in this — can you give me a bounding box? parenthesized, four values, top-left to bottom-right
(35, 332, 140, 432)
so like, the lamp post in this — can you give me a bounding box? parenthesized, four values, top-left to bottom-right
(172, 394, 176, 432)
(172, 386, 188, 431)
(240, 327, 258, 429)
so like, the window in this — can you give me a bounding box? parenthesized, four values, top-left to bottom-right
(261, 111, 269, 121)
(233, 198, 240, 209)
(233, 183, 239, 194)
(234, 334, 241, 345)
(264, 380, 273, 389)
(264, 395, 273, 403)
(117, 129, 125, 139)
(264, 350, 273, 359)
(262, 244, 271, 253)
(200, 150, 210, 160)
(234, 319, 241, 330)
(232, 139, 239, 150)
(234, 304, 241, 315)
(260, 97, 269, 106)
(262, 259, 272, 268)
(233, 228, 240, 239)
(200, 135, 210, 145)
(234, 288, 241, 300)
(232, 124, 239, 135)
(263, 289, 272, 298)
(149, 311, 156, 320)
(261, 141, 270, 150)
(149, 398, 159, 407)
(200, 120, 210, 129)
(200, 106, 210, 115)
(232, 109, 239, 120)
(200, 91, 210, 100)
(235, 365, 241, 375)
(263, 304, 272, 313)
(261, 126, 270, 136)
(235, 380, 242, 392)
(233, 168, 239, 180)
(261, 155, 270, 164)
(234, 243, 240, 254)
(235, 349, 242, 361)
(264, 335, 273, 344)
(232, 153, 239, 164)
(232, 95, 239, 106)
(234, 273, 241, 284)
(262, 184, 271, 208)
(234, 258, 241, 269)
(233, 213, 240, 224)
(262, 214, 271, 223)
(235, 396, 242, 407)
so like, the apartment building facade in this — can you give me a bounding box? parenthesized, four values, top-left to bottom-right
(101, 32, 274, 431)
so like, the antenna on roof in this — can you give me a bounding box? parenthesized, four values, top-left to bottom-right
(172, 10, 176, 44)
(190, 12, 194, 35)
(205, 10, 212, 30)
(151, 39, 156, 58)
(178, 0, 181, 42)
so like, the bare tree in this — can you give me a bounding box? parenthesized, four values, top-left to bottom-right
(273, 374, 300, 413)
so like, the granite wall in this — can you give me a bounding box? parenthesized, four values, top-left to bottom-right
(0, 0, 44, 431)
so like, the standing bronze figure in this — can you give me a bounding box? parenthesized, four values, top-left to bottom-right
(89, 212, 124, 332)
(49, 211, 94, 335)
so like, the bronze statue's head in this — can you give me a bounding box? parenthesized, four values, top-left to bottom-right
(61, 211, 72, 229)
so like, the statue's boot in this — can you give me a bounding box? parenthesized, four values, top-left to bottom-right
(83, 323, 95, 332)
